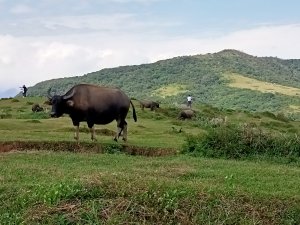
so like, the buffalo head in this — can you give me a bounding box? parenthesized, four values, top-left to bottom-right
(47, 88, 74, 118)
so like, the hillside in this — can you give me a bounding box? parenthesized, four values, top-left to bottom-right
(28, 49, 300, 118)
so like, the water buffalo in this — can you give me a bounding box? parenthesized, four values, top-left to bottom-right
(139, 100, 159, 111)
(32, 103, 44, 112)
(178, 109, 195, 120)
(48, 84, 137, 142)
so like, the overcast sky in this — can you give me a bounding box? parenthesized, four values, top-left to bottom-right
(1, 0, 300, 97)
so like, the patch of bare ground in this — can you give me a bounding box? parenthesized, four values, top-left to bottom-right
(0, 141, 177, 157)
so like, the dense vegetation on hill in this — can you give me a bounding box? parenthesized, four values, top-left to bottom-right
(28, 49, 300, 118)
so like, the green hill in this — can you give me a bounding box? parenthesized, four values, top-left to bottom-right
(27, 49, 300, 118)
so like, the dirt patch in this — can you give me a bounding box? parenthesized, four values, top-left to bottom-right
(0, 141, 177, 157)
(0, 144, 14, 153)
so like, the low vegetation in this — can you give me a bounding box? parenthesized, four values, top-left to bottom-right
(1, 93, 300, 224)
(1, 152, 300, 224)
(183, 123, 300, 161)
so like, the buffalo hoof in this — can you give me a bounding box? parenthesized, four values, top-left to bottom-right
(113, 137, 118, 142)
(91, 136, 97, 142)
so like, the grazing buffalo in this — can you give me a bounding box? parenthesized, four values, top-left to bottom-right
(178, 109, 195, 120)
(32, 103, 44, 112)
(139, 100, 159, 111)
(48, 84, 137, 142)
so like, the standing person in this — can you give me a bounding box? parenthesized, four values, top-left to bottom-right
(187, 94, 192, 108)
(20, 85, 28, 97)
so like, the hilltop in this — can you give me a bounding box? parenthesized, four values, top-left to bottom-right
(27, 49, 300, 118)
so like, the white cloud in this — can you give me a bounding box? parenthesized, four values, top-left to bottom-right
(210, 24, 300, 59)
(0, 23, 300, 96)
(10, 4, 33, 14)
(143, 24, 300, 62)
(41, 14, 136, 31)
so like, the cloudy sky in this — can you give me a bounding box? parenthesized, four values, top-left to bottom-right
(1, 0, 300, 97)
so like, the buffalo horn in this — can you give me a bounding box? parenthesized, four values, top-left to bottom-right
(47, 88, 53, 99)
(63, 89, 74, 100)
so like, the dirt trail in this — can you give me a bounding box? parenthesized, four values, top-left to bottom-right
(0, 141, 177, 157)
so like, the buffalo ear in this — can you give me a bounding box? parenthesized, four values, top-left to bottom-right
(66, 100, 74, 107)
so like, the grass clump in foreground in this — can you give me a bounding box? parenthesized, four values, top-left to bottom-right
(1, 152, 300, 224)
(182, 123, 300, 161)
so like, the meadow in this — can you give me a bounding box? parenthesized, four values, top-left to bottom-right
(224, 73, 300, 97)
(1, 97, 300, 224)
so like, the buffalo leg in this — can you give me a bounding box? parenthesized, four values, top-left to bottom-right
(89, 127, 97, 141)
(87, 122, 96, 141)
(122, 122, 128, 142)
(114, 119, 125, 142)
(114, 126, 122, 142)
(72, 120, 80, 143)
(74, 126, 79, 141)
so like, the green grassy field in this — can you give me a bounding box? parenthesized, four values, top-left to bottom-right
(224, 72, 300, 96)
(1, 97, 300, 224)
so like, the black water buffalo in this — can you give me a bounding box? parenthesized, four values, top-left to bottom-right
(178, 109, 195, 120)
(32, 103, 44, 112)
(48, 84, 137, 142)
(139, 100, 159, 111)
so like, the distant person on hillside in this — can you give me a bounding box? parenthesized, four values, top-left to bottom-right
(187, 94, 192, 108)
(20, 85, 28, 97)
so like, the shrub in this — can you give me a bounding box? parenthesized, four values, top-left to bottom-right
(275, 112, 290, 122)
(103, 142, 123, 154)
(11, 98, 19, 102)
(182, 123, 300, 159)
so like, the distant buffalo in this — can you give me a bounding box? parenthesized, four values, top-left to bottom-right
(48, 84, 137, 142)
(32, 103, 44, 112)
(178, 109, 195, 120)
(139, 100, 160, 111)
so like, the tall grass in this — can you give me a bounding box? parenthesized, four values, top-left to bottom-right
(182, 123, 300, 160)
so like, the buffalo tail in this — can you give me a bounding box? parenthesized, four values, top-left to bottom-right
(130, 100, 137, 122)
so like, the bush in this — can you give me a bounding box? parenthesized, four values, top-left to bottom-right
(182, 123, 300, 159)
(11, 98, 19, 102)
(275, 112, 290, 122)
(103, 142, 123, 154)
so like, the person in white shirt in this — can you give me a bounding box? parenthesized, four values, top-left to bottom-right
(187, 95, 192, 108)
